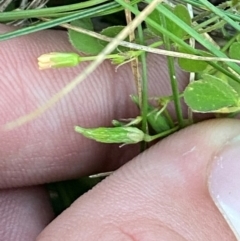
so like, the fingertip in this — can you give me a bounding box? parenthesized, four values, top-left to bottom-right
(37, 119, 239, 241)
(0, 186, 54, 241)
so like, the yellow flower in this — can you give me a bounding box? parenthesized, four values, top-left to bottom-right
(38, 52, 80, 69)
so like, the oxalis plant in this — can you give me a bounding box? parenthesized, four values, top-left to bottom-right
(34, 0, 240, 147)
(2, 0, 240, 147)
(1, 0, 240, 208)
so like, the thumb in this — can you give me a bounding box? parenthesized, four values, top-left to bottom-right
(37, 119, 239, 241)
(208, 122, 240, 240)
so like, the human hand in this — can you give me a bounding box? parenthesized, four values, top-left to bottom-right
(0, 24, 239, 241)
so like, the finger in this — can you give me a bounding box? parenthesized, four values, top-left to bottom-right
(37, 119, 239, 241)
(0, 24, 188, 187)
(0, 186, 54, 241)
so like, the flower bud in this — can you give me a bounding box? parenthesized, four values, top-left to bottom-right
(111, 54, 128, 65)
(38, 52, 80, 69)
(75, 126, 145, 144)
(147, 109, 171, 132)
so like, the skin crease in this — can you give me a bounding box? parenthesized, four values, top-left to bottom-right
(0, 24, 238, 240)
(0, 186, 54, 240)
(0, 25, 187, 188)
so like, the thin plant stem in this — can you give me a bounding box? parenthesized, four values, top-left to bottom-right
(171, 0, 240, 22)
(198, 0, 240, 32)
(198, 20, 226, 34)
(144, 126, 179, 142)
(160, 14, 184, 128)
(124, 1, 142, 108)
(163, 109, 175, 128)
(221, 33, 240, 52)
(43, 20, 240, 66)
(193, 15, 219, 30)
(148, 0, 240, 75)
(116, 0, 240, 82)
(137, 18, 148, 150)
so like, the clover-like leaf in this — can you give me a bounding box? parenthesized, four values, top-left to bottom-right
(178, 47, 208, 72)
(169, 4, 191, 39)
(146, 8, 163, 37)
(184, 75, 240, 112)
(99, 26, 129, 53)
(229, 42, 240, 60)
(214, 71, 240, 97)
(146, 4, 191, 39)
(68, 19, 103, 55)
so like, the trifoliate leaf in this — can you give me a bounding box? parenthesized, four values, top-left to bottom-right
(184, 75, 239, 112)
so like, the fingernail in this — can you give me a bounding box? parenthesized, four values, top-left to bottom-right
(208, 136, 240, 240)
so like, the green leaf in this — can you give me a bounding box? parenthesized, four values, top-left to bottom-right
(236, 34, 240, 42)
(214, 71, 240, 97)
(232, 0, 240, 7)
(146, 8, 164, 37)
(146, 4, 191, 39)
(169, 5, 191, 39)
(229, 42, 240, 60)
(99, 26, 129, 53)
(184, 75, 239, 112)
(68, 19, 103, 55)
(178, 47, 208, 72)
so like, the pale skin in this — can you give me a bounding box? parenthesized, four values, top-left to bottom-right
(0, 24, 238, 240)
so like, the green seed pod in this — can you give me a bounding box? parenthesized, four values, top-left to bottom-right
(75, 126, 145, 144)
(147, 109, 171, 133)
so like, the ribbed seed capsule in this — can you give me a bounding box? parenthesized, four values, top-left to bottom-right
(75, 126, 145, 144)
